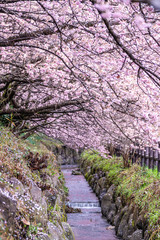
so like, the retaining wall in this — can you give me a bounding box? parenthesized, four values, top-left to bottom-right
(80, 158, 150, 240)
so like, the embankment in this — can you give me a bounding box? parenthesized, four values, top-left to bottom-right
(80, 150, 160, 240)
(0, 128, 74, 240)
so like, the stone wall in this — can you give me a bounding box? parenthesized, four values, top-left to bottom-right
(80, 159, 150, 240)
(52, 145, 80, 165)
(0, 159, 75, 240)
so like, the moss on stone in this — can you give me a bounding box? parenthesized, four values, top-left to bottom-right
(88, 175, 93, 184)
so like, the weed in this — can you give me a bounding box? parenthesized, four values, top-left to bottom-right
(27, 224, 38, 236)
(63, 186, 69, 195)
(58, 174, 63, 180)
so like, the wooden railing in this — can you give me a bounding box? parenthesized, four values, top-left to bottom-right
(112, 145, 160, 172)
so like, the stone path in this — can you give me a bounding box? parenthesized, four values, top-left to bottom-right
(62, 165, 121, 240)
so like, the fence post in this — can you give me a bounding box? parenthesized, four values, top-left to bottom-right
(129, 147, 132, 162)
(138, 149, 142, 166)
(131, 148, 135, 164)
(141, 149, 145, 167)
(145, 147, 149, 169)
(158, 152, 160, 173)
(112, 144, 160, 173)
(135, 148, 139, 163)
(149, 148, 154, 170)
(154, 149, 159, 171)
(116, 145, 121, 157)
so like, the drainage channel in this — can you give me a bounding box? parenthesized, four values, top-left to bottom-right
(62, 165, 121, 240)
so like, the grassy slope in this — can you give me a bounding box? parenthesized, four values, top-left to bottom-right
(0, 126, 67, 239)
(0, 127, 58, 182)
(81, 150, 160, 240)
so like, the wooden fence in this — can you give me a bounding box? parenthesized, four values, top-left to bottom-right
(112, 145, 160, 173)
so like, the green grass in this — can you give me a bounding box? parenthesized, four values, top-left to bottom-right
(25, 132, 63, 152)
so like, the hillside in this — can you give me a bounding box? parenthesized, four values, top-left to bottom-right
(0, 127, 74, 240)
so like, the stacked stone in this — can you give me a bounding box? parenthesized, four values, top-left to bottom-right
(80, 160, 149, 240)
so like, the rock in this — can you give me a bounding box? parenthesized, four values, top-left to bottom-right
(114, 213, 122, 233)
(121, 206, 129, 216)
(55, 145, 79, 165)
(128, 214, 136, 235)
(101, 195, 112, 216)
(29, 181, 42, 203)
(71, 170, 81, 175)
(90, 177, 95, 188)
(93, 184, 96, 192)
(123, 225, 129, 239)
(117, 206, 130, 237)
(101, 185, 115, 216)
(0, 190, 17, 227)
(44, 190, 57, 207)
(65, 205, 81, 213)
(106, 226, 115, 230)
(95, 183, 100, 196)
(41, 196, 48, 217)
(88, 175, 93, 185)
(117, 215, 128, 237)
(21, 192, 48, 227)
(94, 173, 99, 180)
(136, 214, 147, 230)
(47, 221, 63, 240)
(102, 191, 112, 203)
(115, 197, 122, 211)
(9, 177, 25, 195)
(136, 215, 143, 229)
(131, 229, 143, 240)
(34, 203, 48, 226)
(107, 184, 116, 196)
(62, 222, 75, 240)
(133, 206, 139, 226)
(35, 232, 51, 240)
(98, 177, 106, 189)
(108, 208, 116, 224)
(99, 188, 107, 202)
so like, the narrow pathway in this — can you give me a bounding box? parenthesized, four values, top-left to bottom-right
(62, 165, 121, 240)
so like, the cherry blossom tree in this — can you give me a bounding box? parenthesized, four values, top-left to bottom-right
(0, 0, 159, 151)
